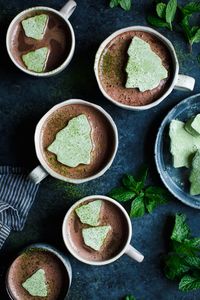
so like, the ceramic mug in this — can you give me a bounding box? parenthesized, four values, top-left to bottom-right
(6, 0, 77, 77)
(28, 99, 118, 184)
(6, 243, 72, 300)
(94, 26, 195, 111)
(62, 195, 144, 265)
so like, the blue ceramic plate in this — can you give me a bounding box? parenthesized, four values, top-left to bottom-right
(155, 93, 200, 209)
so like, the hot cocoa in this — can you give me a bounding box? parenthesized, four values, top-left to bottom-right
(98, 30, 173, 106)
(66, 199, 129, 261)
(41, 103, 116, 179)
(7, 248, 69, 300)
(10, 10, 72, 72)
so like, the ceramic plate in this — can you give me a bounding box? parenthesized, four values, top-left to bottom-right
(155, 93, 200, 209)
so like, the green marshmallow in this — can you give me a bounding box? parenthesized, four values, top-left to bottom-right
(75, 200, 102, 226)
(169, 120, 200, 168)
(22, 47, 49, 73)
(125, 37, 168, 92)
(82, 225, 111, 251)
(22, 14, 48, 40)
(185, 114, 200, 137)
(189, 150, 200, 195)
(22, 269, 48, 297)
(48, 114, 93, 168)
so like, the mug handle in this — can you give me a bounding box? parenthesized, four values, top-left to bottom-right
(125, 244, 144, 263)
(60, 0, 77, 19)
(174, 74, 195, 92)
(28, 165, 48, 184)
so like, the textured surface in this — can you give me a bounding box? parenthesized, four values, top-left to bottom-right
(0, 0, 200, 299)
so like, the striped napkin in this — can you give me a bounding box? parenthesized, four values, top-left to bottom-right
(0, 167, 39, 249)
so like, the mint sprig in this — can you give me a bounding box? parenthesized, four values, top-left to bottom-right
(147, 0, 177, 31)
(108, 167, 169, 217)
(164, 213, 200, 292)
(180, 13, 200, 51)
(109, 0, 132, 11)
(147, 1, 200, 52)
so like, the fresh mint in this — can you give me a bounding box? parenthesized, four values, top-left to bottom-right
(156, 2, 167, 18)
(147, 1, 200, 52)
(164, 213, 200, 292)
(179, 275, 200, 292)
(108, 167, 169, 217)
(180, 1, 200, 15)
(171, 213, 191, 242)
(125, 295, 136, 300)
(166, 0, 177, 30)
(180, 14, 200, 51)
(108, 187, 135, 201)
(147, 16, 169, 29)
(130, 193, 145, 217)
(147, 0, 177, 31)
(109, 0, 132, 11)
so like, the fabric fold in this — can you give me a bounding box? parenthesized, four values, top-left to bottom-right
(0, 167, 40, 249)
(0, 222, 11, 249)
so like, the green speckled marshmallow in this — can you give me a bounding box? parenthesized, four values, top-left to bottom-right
(22, 269, 48, 297)
(185, 114, 200, 137)
(48, 114, 93, 168)
(22, 47, 49, 73)
(189, 150, 200, 195)
(169, 119, 200, 168)
(22, 14, 48, 40)
(125, 37, 168, 92)
(75, 200, 102, 226)
(82, 225, 111, 251)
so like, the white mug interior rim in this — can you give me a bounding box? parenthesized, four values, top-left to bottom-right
(6, 6, 75, 77)
(94, 26, 179, 110)
(62, 195, 132, 266)
(34, 99, 118, 184)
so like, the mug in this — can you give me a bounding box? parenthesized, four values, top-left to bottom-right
(6, 243, 72, 300)
(29, 99, 118, 184)
(62, 195, 144, 265)
(94, 26, 195, 111)
(6, 0, 77, 77)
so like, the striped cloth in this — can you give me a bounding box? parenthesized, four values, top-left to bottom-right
(0, 167, 39, 249)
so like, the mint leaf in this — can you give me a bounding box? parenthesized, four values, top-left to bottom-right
(191, 28, 200, 44)
(171, 214, 191, 242)
(164, 254, 190, 280)
(110, 0, 119, 8)
(125, 295, 136, 300)
(166, 0, 177, 30)
(109, 0, 131, 11)
(130, 193, 145, 217)
(147, 15, 170, 29)
(184, 238, 200, 249)
(180, 15, 193, 48)
(184, 256, 200, 269)
(179, 274, 200, 292)
(119, 0, 131, 11)
(122, 174, 143, 193)
(164, 213, 200, 292)
(145, 186, 169, 213)
(156, 3, 166, 18)
(172, 241, 196, 256)
(108, 187, 135, 202)
(137, 166, 148, 188)
(181, 1, 200, 16)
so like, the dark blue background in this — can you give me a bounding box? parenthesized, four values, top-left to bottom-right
(0, 0, 200, 299)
